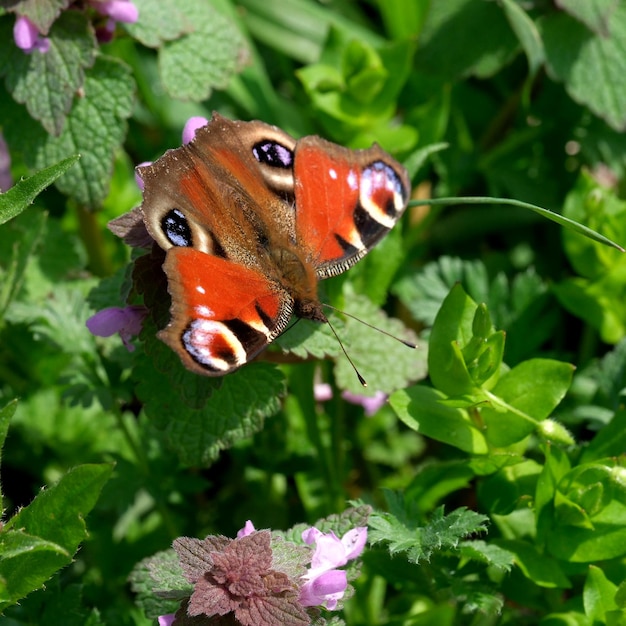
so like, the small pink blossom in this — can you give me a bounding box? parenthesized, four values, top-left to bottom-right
(237, 520, 256, 538)
(342, 389, 387, 416)
(157, 615, 175, 626)
(182, 116, 208, 144)
(13, 16, 50, 53)
(93, 0, 139, 23)
(86, 306, 147, 351)
(300, 526, 367, 609)
(314, 382, 333, 402)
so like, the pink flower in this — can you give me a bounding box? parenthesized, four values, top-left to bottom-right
(237, 520, 256, 538)
(86, 306, 147, 351)
(300, 526, 367, 610)
(157, 615, 175, 626)
(93, 0, 139, 23)
(13, 16, 50, 53)
(182, 117, 208, 144)
(342, 389, 387, 416)
(314, 382, 333, 402)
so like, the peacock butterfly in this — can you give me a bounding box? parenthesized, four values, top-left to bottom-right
(110, 113, 410, 376)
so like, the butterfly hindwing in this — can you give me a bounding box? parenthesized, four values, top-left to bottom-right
(160, 247, 293, 376)
(293, 137, 410, 278)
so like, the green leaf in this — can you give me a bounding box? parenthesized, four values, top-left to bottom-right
(556, 0, 620, 37)
(0, 464, 113, 610)
(458, 539, 515, 572)
(135, 341, 286, 466)
(501, 0, 544, 78)
(540, 5, 626, 132)
(581, 407, 626, 463)
(332, 290, 423, 395)
(390, 385, 488, 454)
(0, 11, 96, 135)
(2, 0, 71, 33)
(4, 55, 134, 208)
(481, 359, 574, 447)
(0, 155, 78, 225)
(124, 0, 194, 47)
(427, 283, 502, 397)
(413, 0, 518, 79)
(495, 539, 571, 588)
(129, 549, 189, 619)
(368, 504, 488, 563)
(158, 0, 247, 101)
(584, 565, 619, 623)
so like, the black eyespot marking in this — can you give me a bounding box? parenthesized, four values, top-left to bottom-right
(162, 209, 192, 247)
(252, 140, 294, 169)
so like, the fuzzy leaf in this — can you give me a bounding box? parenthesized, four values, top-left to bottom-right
(157, 0, 247, 101)
(129, 550, 191, 620)
(0, 463, 113, 610)
(332, 290, 423, 395)
(135, 340, 286, 466)
(368, 505, 488, 564)
(3, 55, 134, 208)
(0, 10, 96, 135)
(125, 0, 194, 47)
(0, 0, 71, 33)
(556, 0, 620, 36)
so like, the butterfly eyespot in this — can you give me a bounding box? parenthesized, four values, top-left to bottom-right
(360, 161, 409, 221)
(162, 208, 193, 247)
(252, 140, 294, 169)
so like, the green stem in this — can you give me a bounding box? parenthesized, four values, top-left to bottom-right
(76, 204, 113, 276)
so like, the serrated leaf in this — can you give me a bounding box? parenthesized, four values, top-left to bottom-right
(1, 0, 71, 33)
(135, 348, 286, 466)
(458, 539, 515, 572)
(584, 565, 619, 622)
(332, 290, 424, 395)
(129, 550, 190, 619)
(0, 11, 96, 135)
(368, 505, 488, 564)
(0, 463, 113, 609)
(158, 0, 247, 101)
(125, 0, 194, 47)
(4, 54, 135, 208)
(541, 6, 626, 132)
(0, 155, 78, 225)
(275, 316, 342, 360)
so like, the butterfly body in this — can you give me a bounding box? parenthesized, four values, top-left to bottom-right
(124, 113, 409, 376)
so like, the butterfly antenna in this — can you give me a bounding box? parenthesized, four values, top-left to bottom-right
(325, 316, 367, 387)
(322, 303, 417, 349)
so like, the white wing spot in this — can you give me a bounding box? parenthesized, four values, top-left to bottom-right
(329, 168, 338, 180)
(196, 285, 206, 294)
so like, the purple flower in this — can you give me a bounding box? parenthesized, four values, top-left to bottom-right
(86, 306, 147, 351)
(300, 526, 367, 610)
(182, 116, 208, 144)
(13, 16, 50, 53)
(157, 615, 175, 626)
(342, 389, 387, 416)
(93, 0, 139, 23)
(237, 520, 256, 538)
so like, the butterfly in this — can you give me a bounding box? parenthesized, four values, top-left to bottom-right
(110, 113, 410, 376)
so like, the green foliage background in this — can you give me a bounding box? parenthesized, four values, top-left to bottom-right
(1, 0, 626, 624)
